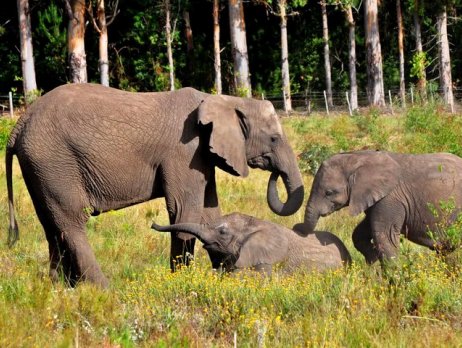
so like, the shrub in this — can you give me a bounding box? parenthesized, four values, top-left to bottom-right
(0, 118, 16, 151)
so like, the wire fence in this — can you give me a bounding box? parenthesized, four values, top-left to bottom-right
(265, 87, 462, 114)
(2, 87, 462, 117)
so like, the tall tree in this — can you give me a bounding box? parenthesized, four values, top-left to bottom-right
(213, 0, 222, 94)
(164, 0, 175, 91)
(88, 0, 119, 87)
(17, 0, 37, 101)
(321, 1, 333, 107)
(436, 5, 454, 109)
(183, 9, 194, 86)
(229, 0, 251, 97)
(364, 0, 385, 106)
(279, 0, 292, 111)
(65, 0, 87, 83)
(344, 4, 358, 110)
(396, 0, 405, 105)
(411, 0, 427, 99)
(331, 0, 360, 110)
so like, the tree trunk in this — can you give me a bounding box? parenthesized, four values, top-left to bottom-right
(97, 0, 109, 86)
(17, 0, 37, 101)
(321, 1, 333, 107)
(213, 0, 222, 95)
(164, 0, 175, 91)
(413, 0, 426, 99)
(437, 7, 454, 109)
(279, 0, 292, 112)
(67, 0, 87, 83)
(228, 0, 251, 97)
(345, 6, 358, 110)
(396, 0, 405, 106)
(183, 10, 194, 86)
(364, 0, 385, 106)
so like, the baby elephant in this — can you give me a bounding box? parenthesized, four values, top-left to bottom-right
(152, 212, 351, 274)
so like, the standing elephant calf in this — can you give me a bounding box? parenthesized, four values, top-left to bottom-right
(152, 212, 351, 274)
(295, 150, 462, 264)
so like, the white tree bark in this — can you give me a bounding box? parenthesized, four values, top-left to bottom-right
(364, 0, 385, 106)
(345, 6, 358, 110)
(279, 0, 292, 112)
(66, 0, 87, 83)
(437, 7, 454, 109)
(164, 0, 175, 91)
(17, 0, 37, 99)
(97, 0, 109, 86)
(229, 0, 251, 97)
(213, 0, 222, 94)
(321, 1, 333, 107)
(396, 0, 405, 105)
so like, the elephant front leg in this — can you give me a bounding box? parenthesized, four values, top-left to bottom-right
(352, 216, 380, 264)
(164, 164, 219, 271)
(369, 206, 405, 266)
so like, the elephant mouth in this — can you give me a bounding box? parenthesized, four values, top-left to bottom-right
(248, 154, 272, 170)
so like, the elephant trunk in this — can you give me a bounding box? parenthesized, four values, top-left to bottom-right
(267, 169, 304, 216)
(292, 197, 320, 236)
(151, 222, 210, 243)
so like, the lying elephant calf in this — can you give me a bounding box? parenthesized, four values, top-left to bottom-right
(152, 212, 351, 274)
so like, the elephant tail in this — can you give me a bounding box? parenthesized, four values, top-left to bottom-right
(6, 129, 19, 248)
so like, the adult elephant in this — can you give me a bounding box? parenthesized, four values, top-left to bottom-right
(294, 150, 462, 264)
(6, 84, 304, 288)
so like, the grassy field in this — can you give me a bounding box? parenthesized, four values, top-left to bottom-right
(1, 106, 462, 347)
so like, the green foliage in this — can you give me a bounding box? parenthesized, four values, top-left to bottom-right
(426, 198, 462, 251)
(35, 2, 68, 88)
(298, 143, 335, 175)
(410, 52, 428, 80)
(0, 118, 16, 152)
(404, 105, 462, 156)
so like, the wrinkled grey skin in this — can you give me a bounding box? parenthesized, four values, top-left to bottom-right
(295, 150, 462, 265)
(6, 84, 304, 287)
(152, 212, 351, 274)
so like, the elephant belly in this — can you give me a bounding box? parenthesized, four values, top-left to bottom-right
(80, 158, 160, 213)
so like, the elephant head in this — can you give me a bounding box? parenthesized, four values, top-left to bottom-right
(295, 151, 401, 235)
(151, 213, 288, 271)
(197, 95, 304, 216)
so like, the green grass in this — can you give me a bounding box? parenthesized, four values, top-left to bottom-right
(1, 106, 462, 346)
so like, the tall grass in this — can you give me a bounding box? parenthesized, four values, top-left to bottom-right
(1, 107, 462, 347)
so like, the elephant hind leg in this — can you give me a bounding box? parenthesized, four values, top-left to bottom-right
(352, 217, 380, 264)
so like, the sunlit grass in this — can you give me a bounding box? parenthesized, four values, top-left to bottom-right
(0, 109, 462, 346)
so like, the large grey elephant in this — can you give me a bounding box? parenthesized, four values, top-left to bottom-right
(152, 212, 351, 274)
(294, 150, 462, 264)
(6, 83, 304, 287)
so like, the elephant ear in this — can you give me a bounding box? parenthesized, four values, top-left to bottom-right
(235, 228, 289, 269)
(197, 95, 249, 177)
(348, 153, 401, 216)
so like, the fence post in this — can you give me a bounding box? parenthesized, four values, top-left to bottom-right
(323, 90, 329, 115)
(410, 86, 414, 106)
(346, 91, 352, 116)
(9, 91, 14, 118)
(388, 90, 394, 115)
(304, 89, 311, 114)
(261, 92, 265, 100)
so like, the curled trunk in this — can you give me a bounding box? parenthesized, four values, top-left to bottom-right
(267, 171, 304, 216)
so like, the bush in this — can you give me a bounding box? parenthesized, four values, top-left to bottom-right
(298, 143, 335, 175)
(0, 117, 16, 151)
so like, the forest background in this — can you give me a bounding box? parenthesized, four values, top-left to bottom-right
(2, 0, 462, 110)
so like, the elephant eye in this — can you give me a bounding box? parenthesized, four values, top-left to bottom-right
(325, 189, 336, 197)
(270, 135, 279, 143)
